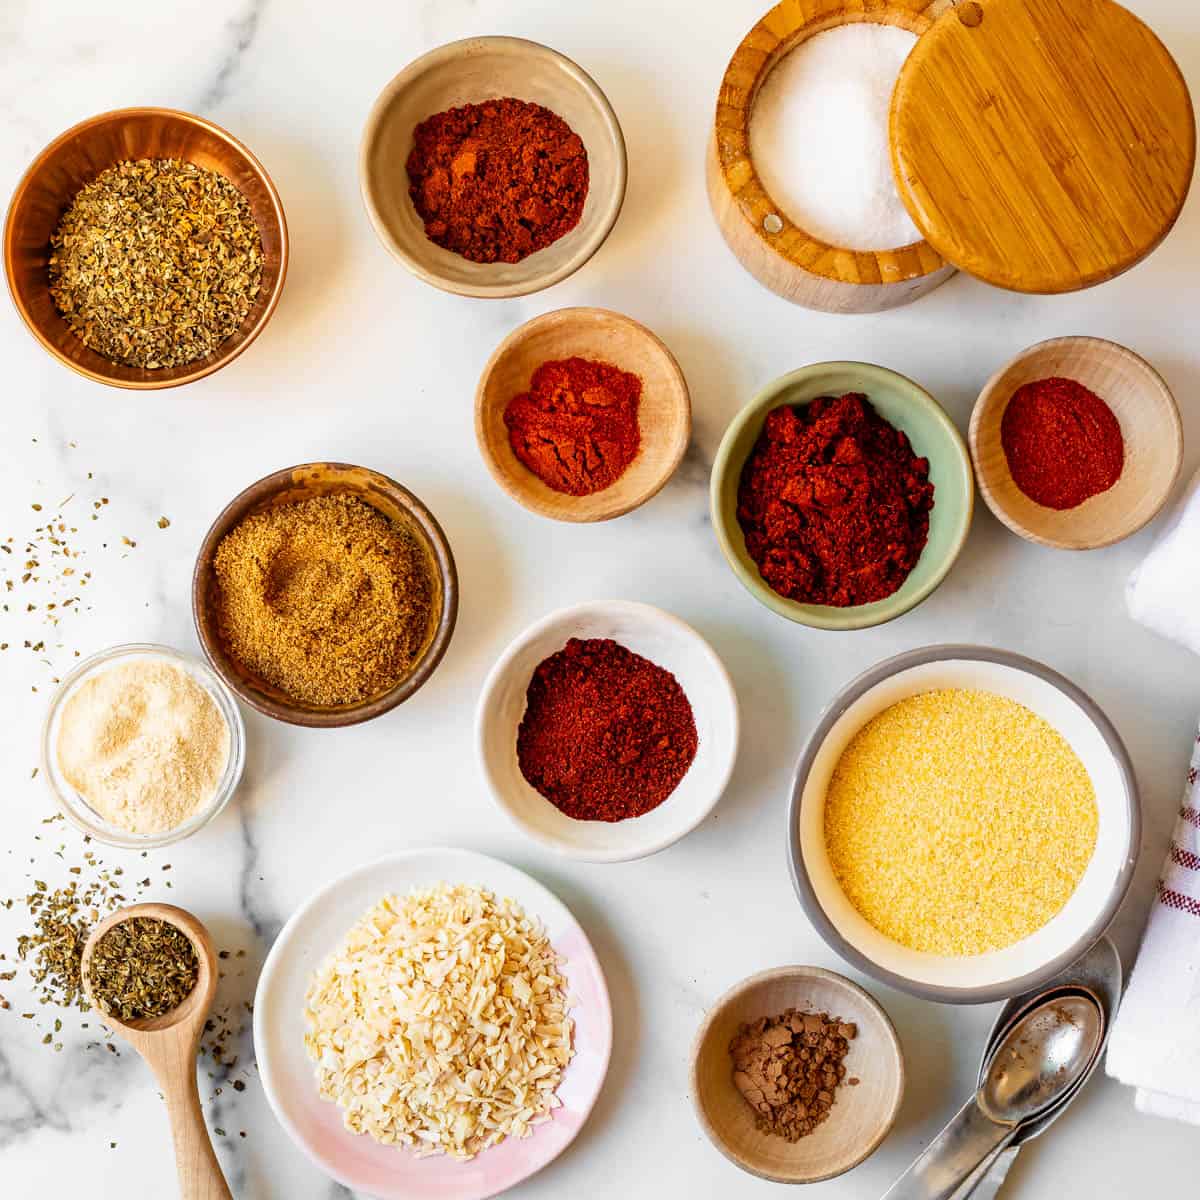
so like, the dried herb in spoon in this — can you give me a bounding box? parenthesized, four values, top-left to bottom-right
(87, 917, 199, 1021)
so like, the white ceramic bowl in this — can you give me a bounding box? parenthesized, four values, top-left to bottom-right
(254, 847, 612, 1200)
(789, 645, 1139, 1004)
(476, 601, 740, 862)
(41, 643, 245, 848)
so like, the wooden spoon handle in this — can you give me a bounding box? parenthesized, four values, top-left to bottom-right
(148, 1042, 233, 1200)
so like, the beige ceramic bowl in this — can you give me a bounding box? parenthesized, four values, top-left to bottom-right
(476, 307, 692, 522)
(4, 107, 288, 389)
(192, 463, 457, 728)
(360, 36, 626, 298)
(691, 966, 904, 1184)
(969, 336, 1182, 550)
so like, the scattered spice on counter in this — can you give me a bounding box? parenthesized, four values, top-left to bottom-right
(736, 393, 934, 607)
(504, 357, 642, 495)
(406, 98, 588, 263)
(750, 24, 921, 250)
(824, 689, 1098, 956)
(49, 159, 263, 369)
(87, 916, 199, 1021)
(55, 658, 230, 834)
(213, 494, 433, 707)
(1001, 376, 1124, 510)
(304, 883, 574, 1161)
(730, 1009, 858, 1140)
(517, 638, 697, 821)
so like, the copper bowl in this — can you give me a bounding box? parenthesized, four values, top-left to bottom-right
(4, 107, 288, 390)
(192, 463, 458, 728)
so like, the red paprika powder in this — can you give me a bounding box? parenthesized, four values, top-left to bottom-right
(504, 357, 642, 496)
(406, 98, 588, 264)
(1000, 376, 1124, 510)
(516, 638, 698, 822)
(736, 393, 934, 607)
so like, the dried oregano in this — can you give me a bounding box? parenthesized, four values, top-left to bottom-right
(87, 917, 198, 1021)
(48, 158, 263, 370)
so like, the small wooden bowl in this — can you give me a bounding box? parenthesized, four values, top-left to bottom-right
(4, 107, 288, 390)
(691, 966, 904, 1184)
(708, 0, 954, 313)
(360, 36, 626, 299)
(475, 307, 691, 522)
(969, 337, 1183, 550)
(193, 463, 458, 728)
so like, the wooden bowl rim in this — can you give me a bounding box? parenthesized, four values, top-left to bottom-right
(191, 462, 459, 727)
(358, 35, 628, 299)
(3, 105, 289, 391)
(689, 964, 905, 1184)
(474, 306, 692, 522)
(712, 0, 948, 286)
(968, 336, 1183, 550)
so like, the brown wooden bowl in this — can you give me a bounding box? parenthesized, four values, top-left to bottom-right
(192, 463, 458, 728)
(691, 966, 904, 1184)
(4, 107, 288, 390)
(969, 337, 1183, 551)
(475, 307, 691, 522)
(708, 0, 954, 313)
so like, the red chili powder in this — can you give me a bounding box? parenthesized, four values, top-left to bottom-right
(1000, 376, 1124, 510)
(736, 393, 935, 607)
(406, 98, 588, 264)
(504, 357, 642, 496)
(516, 638, 698, 822)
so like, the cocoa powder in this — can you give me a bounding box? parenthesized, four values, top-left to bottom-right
(729, 1009, 858, 1140)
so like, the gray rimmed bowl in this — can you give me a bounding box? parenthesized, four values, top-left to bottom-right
(788, 645, 1139, 1004)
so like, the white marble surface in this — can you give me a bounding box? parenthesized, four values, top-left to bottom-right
(1, 1, 1199, 1196)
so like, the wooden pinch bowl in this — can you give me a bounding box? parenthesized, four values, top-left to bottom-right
(192, 463, 458, 727)
(969, 337, 1183, 551)
(708, 0, 954, 313)
(81, 903, 231, 1200)
(4, 107, 288, 389)
(361, 36, 626, 299)
(691, 966, 904, 1184)
(476, 307, 691, 522)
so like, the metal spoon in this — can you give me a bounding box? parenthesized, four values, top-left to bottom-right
(881, 992, 1104, 1200)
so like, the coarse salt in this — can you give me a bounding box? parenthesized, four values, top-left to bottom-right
(750, 24, 921, 252)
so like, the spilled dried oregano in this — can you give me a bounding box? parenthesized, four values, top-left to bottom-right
(48, 158, 263, 369)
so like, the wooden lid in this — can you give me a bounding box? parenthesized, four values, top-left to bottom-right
(890, 0, 1195, 293)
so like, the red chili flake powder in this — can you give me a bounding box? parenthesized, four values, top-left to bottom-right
(736, 393, 934, 607)
(504, 357, 642, 496)
(406, 97, 588, 264)
(1000, 376, 1124, 510)
(516, 638, 698, 822)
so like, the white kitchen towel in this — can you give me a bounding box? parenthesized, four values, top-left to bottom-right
(1106, 731, 1200, 1123)
(1127, 465, 1200, 655)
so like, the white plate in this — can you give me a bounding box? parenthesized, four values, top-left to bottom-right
(253, 847, 612, 1200)
(476, 601, 740, 862)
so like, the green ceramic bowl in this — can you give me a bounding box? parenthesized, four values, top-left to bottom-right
(710, 362, 974, 630)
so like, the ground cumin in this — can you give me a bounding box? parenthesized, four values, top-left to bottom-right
(730, 1009, 858, 1141)
(212, 494, 433, 707)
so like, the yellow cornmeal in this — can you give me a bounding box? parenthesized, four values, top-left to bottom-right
(823, 688, 1098, 956)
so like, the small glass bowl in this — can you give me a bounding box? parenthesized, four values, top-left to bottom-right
(41, 643, 246, 849)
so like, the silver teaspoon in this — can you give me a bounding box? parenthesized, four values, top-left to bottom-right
(882, 992, 1104, 1200)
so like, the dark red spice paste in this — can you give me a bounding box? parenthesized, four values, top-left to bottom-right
(516, 638, 698, 822)
(736, 393, 934, 607)
(504, 357, 642, 496)
(1000, 376, 1124, 510)
(406, 97, 588, 264)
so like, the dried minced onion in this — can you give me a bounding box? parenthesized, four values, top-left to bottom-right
(302, 882, 575, 1161)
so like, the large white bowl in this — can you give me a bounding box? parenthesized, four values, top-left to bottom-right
(476, 601, 740, 862)
(253, 847, 612, 1200)
(789, 646, 1139, 1004)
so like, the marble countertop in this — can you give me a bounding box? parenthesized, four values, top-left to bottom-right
(2, 1, 1199, 1196)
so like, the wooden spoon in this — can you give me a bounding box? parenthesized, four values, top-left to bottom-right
(81, 902, 232, 1200)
